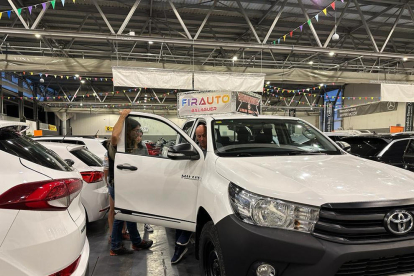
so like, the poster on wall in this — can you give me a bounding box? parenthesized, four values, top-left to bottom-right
(338, 101, 398, 118)
(235, 92, 261, 115)
(405, 103, 414, 132)
(177, 91, 262, 117)
(324, 102, 334, 132)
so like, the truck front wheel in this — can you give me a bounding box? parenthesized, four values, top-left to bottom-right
(199, 221, 226, 276)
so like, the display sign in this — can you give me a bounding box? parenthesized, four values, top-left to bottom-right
(105, 126, 113, 132)
(338, 101, 398, 118)
(236, 92, 261, 115)
(324, 102, 334, 132)
(390, 126, 404, 133)
(178, 91, 262, 117)
(405, 103, 414, 132)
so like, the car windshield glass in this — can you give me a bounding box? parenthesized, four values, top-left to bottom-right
(212, 119, 341, 157)
(0, 126, 72, 171)
(71, 148, 103, 167)
(341, 137, 389, 157)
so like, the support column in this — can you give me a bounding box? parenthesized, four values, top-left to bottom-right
(18, 78, 25, 122)
(0, 85, 3, 116)
(61, 112, 67, 135)
(33, 83, 39, 129)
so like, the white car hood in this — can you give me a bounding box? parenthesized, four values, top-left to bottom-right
(215, 154, 414, 207)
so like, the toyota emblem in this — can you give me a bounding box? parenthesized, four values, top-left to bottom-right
(384, 210, 414, 235)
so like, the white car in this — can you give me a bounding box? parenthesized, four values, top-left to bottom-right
(113, 113, 414, 276)
(39, 142, 109, 223)
(33, 136, 107, 159)
(0, 121, 89, 275)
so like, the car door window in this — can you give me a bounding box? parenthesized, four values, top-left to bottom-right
(405, 140, 414, 156)
(381, 140, 409, 162)
(126, 116, 189, 158)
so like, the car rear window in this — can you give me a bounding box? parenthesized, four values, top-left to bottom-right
(0, 127, 73, 171)
(71, 148, 103, 167)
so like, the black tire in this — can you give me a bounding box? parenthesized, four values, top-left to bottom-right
(199, 221, 226, 276)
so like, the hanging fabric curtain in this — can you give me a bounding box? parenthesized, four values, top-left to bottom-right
(381, 83, 414, 102)
(194, 71, 265, 92)
(112, 67, 193, 89)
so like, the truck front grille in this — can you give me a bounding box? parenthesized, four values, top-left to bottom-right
(336, 253, 414, 276)
(313, 203, 414, 243)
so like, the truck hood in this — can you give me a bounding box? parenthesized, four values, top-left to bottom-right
(215, 154, 414, 207)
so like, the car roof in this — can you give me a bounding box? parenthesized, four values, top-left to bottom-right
(186, 114, 301, 121)
(33, 136, 97, 140)
(37, 141, 84, 151)
(0, 120, 28, 129)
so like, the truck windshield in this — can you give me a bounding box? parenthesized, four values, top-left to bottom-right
(212, 119, 341, 157)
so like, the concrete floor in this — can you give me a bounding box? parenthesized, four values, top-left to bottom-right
(86, 218, 201, 276)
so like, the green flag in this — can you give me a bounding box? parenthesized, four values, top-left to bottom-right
(51, 0, 56, 9)
(17, 8, 22, 15)
(307, 19, 311, 26)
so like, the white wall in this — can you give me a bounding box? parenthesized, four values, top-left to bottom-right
(342, 84, 406, 132)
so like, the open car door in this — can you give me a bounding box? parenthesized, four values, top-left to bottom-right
(114, 112, 204, 231)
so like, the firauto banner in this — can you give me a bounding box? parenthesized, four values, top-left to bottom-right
(178, 91, 262, 117)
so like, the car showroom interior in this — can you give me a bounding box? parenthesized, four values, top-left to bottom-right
(1, 0, 414, 276)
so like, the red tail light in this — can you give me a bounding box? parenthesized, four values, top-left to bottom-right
(0, 179, 83, 211)
(49, 255, 81, 276)
(81, 171, 104, 183)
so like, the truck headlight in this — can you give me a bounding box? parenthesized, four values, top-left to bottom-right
(229, 183, 320, 233)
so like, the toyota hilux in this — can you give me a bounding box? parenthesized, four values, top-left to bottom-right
(114, 112, 414, 276)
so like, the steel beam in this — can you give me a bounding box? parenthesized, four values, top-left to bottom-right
(194, 0, 218, 40)
(66, 14, 90, 49)
(407, 4, 414, 23)
(263, 0, 288, 44)
(92, 0, 115, 34)
(117, 0, 142, 35)
(1, 27, 414, 60)
(380, 7, 404, 52)
(31, 2, 50, 29)
(168, 0, 193, 39)
(236, 0, 261, 44)
(324, 1, 350, 48)
(91, 86, 102, 102)
(354, 0, 379, 52)
(70, 86, 81, 102)
(7, 0, 29, 29)
(298, 0, 322, 48)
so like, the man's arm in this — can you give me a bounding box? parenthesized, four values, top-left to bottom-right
(111, 109, 131, 146)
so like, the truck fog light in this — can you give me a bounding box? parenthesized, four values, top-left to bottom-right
(256, 264, 276, 276)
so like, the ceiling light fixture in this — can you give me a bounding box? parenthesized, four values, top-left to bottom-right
(266, 81, 270, 85)
(81, 80, 85, 84)
(403, 57, 408, 62)
(148, 41, 154, 45)
(308, 61, 314, 65)
(35, 34, 41, 38)
(329, 51, 335, 56)
(232, 56, 238, 61)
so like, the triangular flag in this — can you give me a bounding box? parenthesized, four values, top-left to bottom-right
(73, 0, 75, 3)
(315, 14, 319, 22)
(42, 3, 47, 10)
(7, 11, 11, 19)
(283, 35, 286, 41)
(0, 13, 2, 20)
(45, 73, 48, 77)
(17, 8, 22, 16)
(277, 38, 280, 44)
(307, 19, 311, 26)
(300, 25, 303, 31)
(323, 8, 327, 15)
(330, 2, 335, 10)
(28, 6, 32, 14)
(61, 0, 65, 6)
(51, 0, 56, 9)
(290, 31, 293, 37)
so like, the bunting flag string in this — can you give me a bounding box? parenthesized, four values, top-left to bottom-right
(0, 0, 71, 20)
(272, 0, 340, 45)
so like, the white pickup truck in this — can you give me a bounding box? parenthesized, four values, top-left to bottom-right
(114, 112, 414, 276)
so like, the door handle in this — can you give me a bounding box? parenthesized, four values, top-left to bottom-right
(117, 164, 138, 171)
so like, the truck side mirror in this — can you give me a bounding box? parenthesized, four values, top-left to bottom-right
(336, 141, 351, 153)
(167, 143, 200, 160)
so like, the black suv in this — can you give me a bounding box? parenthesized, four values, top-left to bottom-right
(339, 132, 414, 172)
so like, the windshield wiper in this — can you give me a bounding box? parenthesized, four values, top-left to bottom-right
(283, 151, 327, 155)
(236, 153, 253, 157)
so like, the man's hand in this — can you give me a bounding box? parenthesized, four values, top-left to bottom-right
(119, 109, 131, 118)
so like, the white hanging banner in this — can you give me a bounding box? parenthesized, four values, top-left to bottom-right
(194, 72, 265, 92)
(112, 67, 193, 89)
(381, 83, 414, 102)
